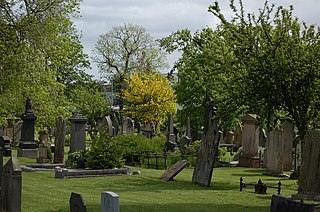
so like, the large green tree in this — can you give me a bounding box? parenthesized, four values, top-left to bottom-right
(0, 0, 91, 127)
(160, 28, 246, 138)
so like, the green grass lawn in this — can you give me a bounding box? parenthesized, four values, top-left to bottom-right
(3, 149, 300, 212)
(18, 166, 298, 211)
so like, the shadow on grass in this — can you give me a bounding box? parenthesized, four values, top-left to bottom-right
(84, 202, 270, 212)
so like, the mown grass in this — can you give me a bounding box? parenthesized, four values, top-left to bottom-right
(18, 166, 298, 211)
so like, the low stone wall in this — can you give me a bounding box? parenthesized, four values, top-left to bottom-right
(55, 167, 131, 179)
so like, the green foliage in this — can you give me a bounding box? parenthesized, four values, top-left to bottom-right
(86, 135, 124, 169)
(68, 150, 87, 169)
(111, 134, 167, 157)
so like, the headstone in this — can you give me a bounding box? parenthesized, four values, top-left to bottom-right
(54, 117, 66, 164)
(281, 121, 294, 171)
(0, 125, 5, 136)
(1, 157, 22, 212)
(167, 113, 176, 151)
(5, 119, 14, 140)
(101, 191, 119, 212)
(17, 98, 38, 158)
(69, 114, 88, 154)
(192, 124, 222, 187)
(142, 121, 155, 138)
(239, 114, 260, 168)
(160, 160, 190, 181)
(271, 195, 315, 212)
(292, 128, 320, 201)
(234, 125, 242, 148)
(123, 117, 134, 135)
(265, 129, 283, 175)
(259, 129, 267, 147)
(100, 116, 114, 137)
(69, 192, 86, 212)
(0, 136, 12, 156)
(12, 121, 22, 146)
(181, 117, 192, 148)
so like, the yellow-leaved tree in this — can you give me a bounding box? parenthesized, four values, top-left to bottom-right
(123, 72, 177, 133)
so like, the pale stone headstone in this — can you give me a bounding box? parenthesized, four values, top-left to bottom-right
(100, 116, 114, 137)
(160, 160, 190, 181)
(69, 114, 87, 154)
(265, 129, 283, 175)
(281, 121, 294, 171)
(70, 192, 86, 212)
(123, 117, 134, 135)
(12, 121, 22, 146)
(292, 128, 320, 201)
(239, 114, 260, 168)
(1, 157, 22, 212)
(54, 117, 66, 164)
(101, 191, 119, 212)
(192, 124, 221, 187)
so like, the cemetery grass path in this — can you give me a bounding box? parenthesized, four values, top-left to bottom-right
(17, 164, 299, 212)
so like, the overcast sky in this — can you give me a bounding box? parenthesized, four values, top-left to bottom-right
(74, 0, 319, 79)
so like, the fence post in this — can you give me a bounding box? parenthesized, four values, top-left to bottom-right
(277, 181, 282, 195)
(147, 153, 150, 169)
(155, 154, 158, 169)
(240, 177, 243, 191)
(164, 152, 167, 169)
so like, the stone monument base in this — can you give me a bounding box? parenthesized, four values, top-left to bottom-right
(17, 148, 38, 158)
(239, 156, 260, 168)
(291, 193, 320, 202)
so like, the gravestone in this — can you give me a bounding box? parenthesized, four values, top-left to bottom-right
(166, 113, 176, 151)
(101, 191, 119, 212)
(17, 98, 38, 158)
(54, 117, 66, 164)
(123, 117, 134, 135)
(292, 128, 320, 201)
(181, 117, 192, 148)
(239, 114, 260, 168)
(100, 116, 114, 137)
(1, 157, 22, 212)
(142, 121, 155, 138)
(0, 136, 11, 156)
(265, 129, 283, 175)
(12, 121, 22, 146)
(160, 160, 190, 181)
(69, 114, 88, 154)
(270, 195, 315, 212)
(70, 192, 86, 212)
(234, 125, 242, 148)
(192, 124, 222, 187)
(281, 121, 294, 171)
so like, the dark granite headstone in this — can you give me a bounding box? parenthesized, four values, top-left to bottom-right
(70, 192, 86, 212)
(0, 136, 11, 156)
(54, 117, 66, 164)
(270, 195, 315, 212)
(1, 157, 22, 212)
(69, 114, 88, 154)
(192, 124, 221, 187)
(160, 160, 190, 181)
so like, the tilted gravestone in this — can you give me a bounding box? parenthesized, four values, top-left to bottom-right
(54, 116, 66, 164)
(69, 114, 88, 154)
(270, 195, 315, 212)
(160, 160, 190, 181)
(123, 117, 134, 136)
(1, 157, 22, 212)
(101, 191, 119, 212)
(70, 192, 86, 212)
(192, 124, 222, 187)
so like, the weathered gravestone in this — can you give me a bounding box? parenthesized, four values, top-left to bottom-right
(181, 117, 192, 148)
(292, 128, 320, 201)
(101, 191, 119, 212)
(70, 192, 86, 212)
(239, 114, 260, 168)
(234, 125, 242, 149)
(281, 121, 294, 171)
(18, 98, 38, 158)
(12, 121, 22, 146)
(142, 121, 155, 138)
(69, 114, 88, 154)
(100, 116, 114, 137)
(166, 113, 177, 151)
(192, 124, 222, 187)
(265, 129, 283, 176)
(0, 136, 11, 156)
(54, 117, 66, 164)
(160, 160, 190, 181)
(123, 117, 134, 135)
(270, 195, 315, 212)
(1, 157, 22, 212)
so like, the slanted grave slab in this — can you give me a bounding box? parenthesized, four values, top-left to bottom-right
(160, 160, 190, 181)
(270, 195, 315, 212)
